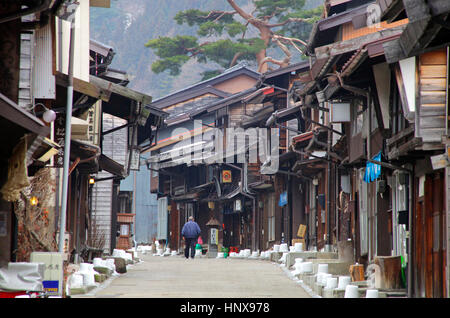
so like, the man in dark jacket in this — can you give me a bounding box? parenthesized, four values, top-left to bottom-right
(181, 216, 201, 259)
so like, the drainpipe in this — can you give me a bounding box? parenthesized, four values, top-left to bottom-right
(326, 100, 332, 251)
(58, 12, 76, 254)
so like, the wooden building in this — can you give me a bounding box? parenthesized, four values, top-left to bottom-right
(285, 0, 450, 297)
(147, 64, 261, 252)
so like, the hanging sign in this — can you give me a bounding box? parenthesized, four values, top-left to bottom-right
(222, 170, 232, 183)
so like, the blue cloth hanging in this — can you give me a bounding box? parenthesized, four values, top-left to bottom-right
(279, 191, 287, 207)
(364, 152, 382, 183)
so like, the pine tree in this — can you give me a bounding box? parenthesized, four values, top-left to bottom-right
(145, 0, 323, 79)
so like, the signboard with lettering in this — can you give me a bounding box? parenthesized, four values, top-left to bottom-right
(54, 114, 66, 168)
(210, 228, 218, 245)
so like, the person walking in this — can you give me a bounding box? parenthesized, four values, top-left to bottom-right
(181, 216, 201, 259)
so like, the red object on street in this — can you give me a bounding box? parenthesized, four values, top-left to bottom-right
(0, 291, 29, 298)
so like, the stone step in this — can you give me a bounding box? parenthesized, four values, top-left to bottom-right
(310, 259, 353, 276)
(285, 251, 338, 268)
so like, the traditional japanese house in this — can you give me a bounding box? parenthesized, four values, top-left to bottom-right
(377, 0, 450, 299)
(146, 64, 260, 252)
(291, 0, 450, 298)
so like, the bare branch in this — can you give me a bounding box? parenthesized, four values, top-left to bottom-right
(257, 56, 290, 72)
(273, 37, 292, 60)
(201, 10, 237, 22)
(266, 17, 314, 28)
(272, 34, 308, 48)
(272, 34, 306, 55)
(226, 0, 254, 21)
(230, 52, 244, 67)
(185, 41, 211, 56)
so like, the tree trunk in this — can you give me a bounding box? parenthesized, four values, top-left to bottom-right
(256, 25, 271, 73)
(374, 256, 402, 289)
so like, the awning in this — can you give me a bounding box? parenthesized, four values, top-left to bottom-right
(241, 104, 274, 128)
(0, 93, 52, 168)
(88, 75, 167, 145)
(117, 213, 135, 224)
(98, 154, 126, 178)
(28, 136, 61, 165)
(272, 106, 302, 123)
(0, 92, 50, 137)
(70, 139, 101, 174)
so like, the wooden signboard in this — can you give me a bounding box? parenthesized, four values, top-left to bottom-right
(297, 224, 307, 238)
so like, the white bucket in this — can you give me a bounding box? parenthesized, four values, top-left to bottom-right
(106, 259, 116, 271)
(317, 263, 328, 274)
(325, 277, 338, 290)
(280, 243, 289, 253)
(69, 273, 84, 289)
(301, 262, 313, 273)
(289, 246, 295, 252)
(294, 258, 303, 264)
(337, 276, 351, 290)
(79, 263, 91, 273)
(216, 252, 224, 258)
(344, 285, 359, 298)
(294, 243, 303, 252)
(82, 272, 96, 286)
(93, 258, 104, 268)
(366, 289, 379, 298)
(273, 245, 280, 252)
(318, 273, 332, 285)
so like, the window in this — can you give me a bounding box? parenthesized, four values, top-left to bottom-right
(351, 99, 365, 137)
(390, 67, 408, 135)
(120, 224, 129, 236)
(185, 203, 194, 223)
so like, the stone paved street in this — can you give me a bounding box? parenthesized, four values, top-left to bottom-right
(73, 253, 311, 298)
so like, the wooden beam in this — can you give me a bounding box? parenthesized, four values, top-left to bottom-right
(55, 71, 111, 102)
(403, 0, 430, 23)
(387, 125, 415, 146)
(387, 136, 422, 160)
(89, 75, 152, 105)
(314, 25, 406, 60)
